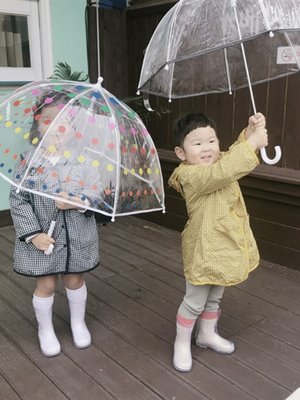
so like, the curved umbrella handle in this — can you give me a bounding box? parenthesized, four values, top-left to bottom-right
(260, 146, 281, 165)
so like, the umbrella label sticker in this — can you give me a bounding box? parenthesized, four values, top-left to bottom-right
(277, 47, 300, 64)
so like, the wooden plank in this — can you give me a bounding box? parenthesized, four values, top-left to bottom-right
(0, 374, 22, 400)
(0, 273, 169, 400)
(236, 326, 300, 372)
(240, 267, 300, 306)
(195, 347, 290, 400)
(255, 238, 300, 271)
(245, 196, 300, 227)
(96, 223, 298, 399)
(251, 218, 299, 250)
(283, 74, 300, 169)
(0, 253, 208, 400)
(1, 219, 300, 400)
(0, 210, 12, 227)
(100, 8, 129, 98)
(232, 337, 300, 392)
(83, 278, 256, 400)
(0, 330, 67, 400)
(246, 261, 300, 301)
(0, 300, 114, 400)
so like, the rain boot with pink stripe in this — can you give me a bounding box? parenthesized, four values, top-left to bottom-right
(173, 315, 196, 372)
(195, 310, 234, 354)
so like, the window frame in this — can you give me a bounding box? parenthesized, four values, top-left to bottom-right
(0, 0, 53, 83)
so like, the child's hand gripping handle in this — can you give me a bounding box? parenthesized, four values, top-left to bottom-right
(44, 220, 56, 255)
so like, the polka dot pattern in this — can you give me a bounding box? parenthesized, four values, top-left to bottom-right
(0, 80, 165, 217)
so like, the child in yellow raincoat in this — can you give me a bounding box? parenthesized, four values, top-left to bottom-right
(168, 112, 268, 372)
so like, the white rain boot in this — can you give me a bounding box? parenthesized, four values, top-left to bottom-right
(66, 283, 91, 349)
(32, 294, 61, 357)
(195, 311, 235, 354)
(173, 316, 195, 372)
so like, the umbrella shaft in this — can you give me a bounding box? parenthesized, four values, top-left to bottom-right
(231, 1, 257, 114)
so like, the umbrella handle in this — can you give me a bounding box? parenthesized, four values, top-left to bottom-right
(260, 146, 281, 165)
(44, 220, 56, 256)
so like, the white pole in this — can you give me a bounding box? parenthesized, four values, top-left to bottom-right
(96, 0, 101, 78)
(231, 0, 281, 165)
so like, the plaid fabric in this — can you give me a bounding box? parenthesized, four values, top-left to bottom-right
(9, 158, 100, 277)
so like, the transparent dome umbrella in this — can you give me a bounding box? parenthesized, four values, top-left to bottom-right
(138, 0, 300, 165)
(0, 78, 165, 222)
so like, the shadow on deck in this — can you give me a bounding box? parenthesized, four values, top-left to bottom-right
(0, 216, 299, 400)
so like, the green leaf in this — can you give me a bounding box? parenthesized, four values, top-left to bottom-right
(49, 61, 88, 82)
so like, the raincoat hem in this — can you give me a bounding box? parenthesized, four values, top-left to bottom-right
(185, 261, 259, 287)
(13, 261, 100, 278)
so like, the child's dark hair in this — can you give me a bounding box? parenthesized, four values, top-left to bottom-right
(174, 113, 217, 147)
(29, 91, 70, 144)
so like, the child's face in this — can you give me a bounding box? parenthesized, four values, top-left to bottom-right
(38, 105, 61, 136)
(37, 105, 70, 147)
(175, 126, 220, 166)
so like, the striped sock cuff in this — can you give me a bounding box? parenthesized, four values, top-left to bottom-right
(200, 311, 219, 320)
(176, 314, 196, 327)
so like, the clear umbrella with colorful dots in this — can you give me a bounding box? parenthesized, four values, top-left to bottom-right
(0, 78, 165, 222)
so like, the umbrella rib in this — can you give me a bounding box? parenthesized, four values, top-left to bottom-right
(231, 1, 257, 113)
(256, 0, 273, 36)
(224, 48, 232, 95)
(165, 1, 182, 101)
(99, 87, 121, 220)
(10, 182, 114, 217)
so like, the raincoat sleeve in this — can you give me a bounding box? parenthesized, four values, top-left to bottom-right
(229, 129, 247, 149)
(175, 139, 259, 196)
(9, 185, 43, 241)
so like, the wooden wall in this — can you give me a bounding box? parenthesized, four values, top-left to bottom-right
(125, 3, 300, 270)
(86, 2, 129, 98)
(2, 1, 298, 270)
(87, 2, 300, 270)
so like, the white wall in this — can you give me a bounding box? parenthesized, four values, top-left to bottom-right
(0, 0, 88, 211)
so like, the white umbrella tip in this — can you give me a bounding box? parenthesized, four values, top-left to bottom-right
(97, 77, 104, 85)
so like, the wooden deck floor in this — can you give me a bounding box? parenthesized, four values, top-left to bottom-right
(0, 216, 299, 400)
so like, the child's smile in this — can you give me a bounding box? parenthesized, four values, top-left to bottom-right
(176, 126, 220, 166)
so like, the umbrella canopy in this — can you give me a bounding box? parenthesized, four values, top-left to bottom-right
(138, 0, 300, 98)
(0, 78, 165, 220)
(138, 0, 300, 164)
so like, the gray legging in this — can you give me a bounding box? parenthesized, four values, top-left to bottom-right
(178, 281, 225, 320)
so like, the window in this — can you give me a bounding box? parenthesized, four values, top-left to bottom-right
(0, 0, 52, 82)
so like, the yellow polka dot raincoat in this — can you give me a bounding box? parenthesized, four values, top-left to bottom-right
(168, 131, 260, 286)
